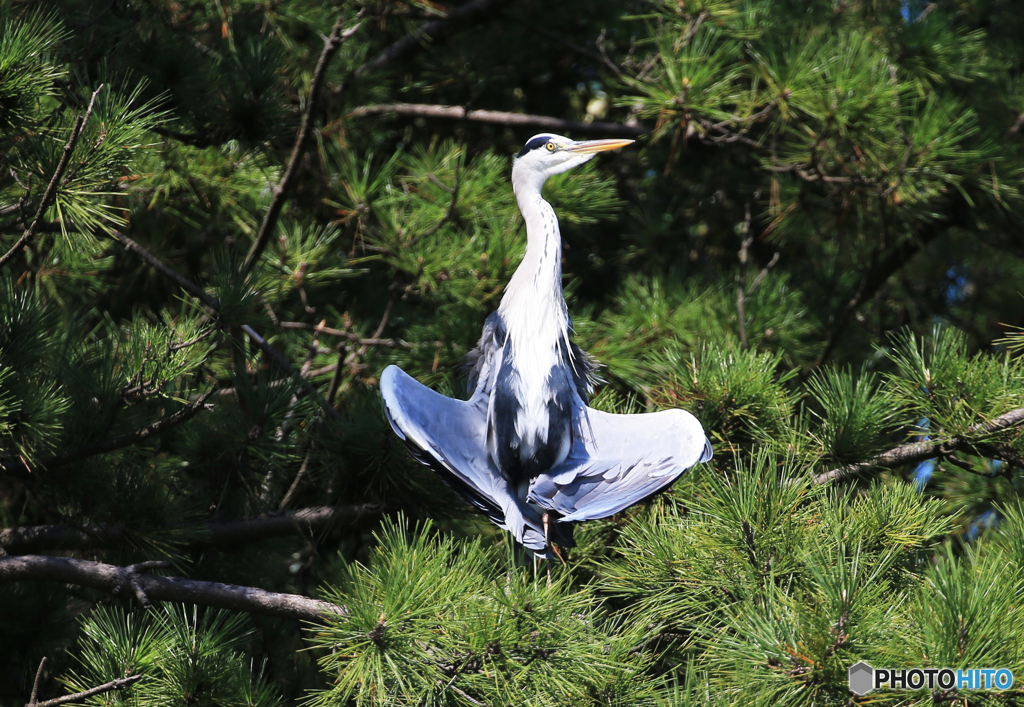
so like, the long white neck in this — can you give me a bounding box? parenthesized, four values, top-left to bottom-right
(498, 183, 571, 374)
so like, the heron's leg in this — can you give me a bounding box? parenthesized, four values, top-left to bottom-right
(542, 512, 552, 586)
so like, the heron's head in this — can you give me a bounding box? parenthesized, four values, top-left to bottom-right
(512, 133, 633, 193)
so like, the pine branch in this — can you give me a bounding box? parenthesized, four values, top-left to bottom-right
(280, 344, 348, 510)
(0, 389, 217, 482)
(26, 674, 143, 707)
(814, 407, 1024, 484)
(350, 0, 515, 80)
(0, 555, 346, 621)
(0, 503, 387, 555)
(42, 388, 217, 471)
(346, 103, 644, 138)
(243, 14, 363, 271)
(110, 230, 218, 310)
(0, 85, 103, 270)
(108, 230, 342, 420)
(813, 227, 945, 368)
(239, 324, 343, 420)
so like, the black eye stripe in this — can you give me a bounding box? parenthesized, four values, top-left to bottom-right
(517, 136, 552, 158)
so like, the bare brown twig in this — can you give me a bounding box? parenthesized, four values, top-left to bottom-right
(747, 252, 780, 294)
(346, 103, 644, 138)
(1008, 111, 1024, 139)
(27, 674, 143, 707)
(244, 15, 363, 271)
(0, 85, 104, 269)
(278, 321, 402, 348)
(29, 657, 46, 706)
(735, 193, 759, 350)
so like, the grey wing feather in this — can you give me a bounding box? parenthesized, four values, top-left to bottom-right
(464, 311, 504, 396)
(568, 341, 602, 403)
(380, 364, 555, 555)
(528, 402, 711, 522)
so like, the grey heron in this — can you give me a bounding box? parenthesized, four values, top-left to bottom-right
(381, 133, 711, 557)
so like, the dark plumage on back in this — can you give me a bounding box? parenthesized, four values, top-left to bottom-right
(464, 312, 600, 403)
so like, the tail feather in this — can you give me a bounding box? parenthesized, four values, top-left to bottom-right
(381, 365, 566, 557)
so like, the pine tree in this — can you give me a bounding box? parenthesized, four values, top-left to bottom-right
(2, 0, 1024, 705)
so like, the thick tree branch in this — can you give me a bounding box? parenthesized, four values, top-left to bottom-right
(0, 503, 386, 555)
(351, 0, 515, 80)
(0, 555, 345, 622)
(244, 15, 362, 271)
(346, 103, 644, 138)
(814, 407, 1024, 484)
(0, 85, 103, 269)
(28, 674, 143, 707)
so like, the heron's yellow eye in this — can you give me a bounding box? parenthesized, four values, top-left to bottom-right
(546, 142, 555, 151)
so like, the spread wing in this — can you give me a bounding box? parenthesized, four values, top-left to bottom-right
(380, 364, 559, 555)
(528, 403, 712, 522)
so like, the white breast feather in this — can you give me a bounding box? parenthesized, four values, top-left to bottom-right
(497, 200, 573, 454)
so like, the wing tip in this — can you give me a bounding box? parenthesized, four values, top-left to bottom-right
(700, 437, 713, 463)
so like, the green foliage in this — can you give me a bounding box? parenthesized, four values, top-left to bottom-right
(312, 519, 658, 707)
(65, 605, 282, 707)
(600, 458, 960, 706)
(0, 284, 70, 461)
(652, 343, 797, 449)
(887, 326, 1024, 435)
(0, 8, 64, 132)
(4, 0, 1024, 705)
(805, 366, 898, 465)
(908, 546, 1024, 673)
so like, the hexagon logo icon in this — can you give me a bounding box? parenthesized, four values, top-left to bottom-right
(848, 661, 874, 696)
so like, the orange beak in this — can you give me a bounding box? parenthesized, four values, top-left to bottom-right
(564, 138, 635, 155)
